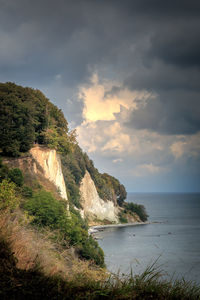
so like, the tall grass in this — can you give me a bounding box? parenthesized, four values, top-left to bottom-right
(0, 215, 200, 300)
(0, 211, 200, 299)
(0, 210, 106, 280)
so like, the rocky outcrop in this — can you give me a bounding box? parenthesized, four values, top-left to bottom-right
(30, 146, 68, 200)
(79, 171, 119, 223)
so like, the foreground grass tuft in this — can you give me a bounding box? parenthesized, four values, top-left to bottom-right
(0, 236, 200, 300)
(0, 208, 199, 300)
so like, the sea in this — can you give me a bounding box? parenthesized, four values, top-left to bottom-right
(97, 193, 200, 284)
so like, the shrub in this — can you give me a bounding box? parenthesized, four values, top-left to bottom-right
(21, 186, 33, 198)
(79, 236, 105, 267)
(24, 190, 66, 228)
(125, 202, 148, 222)
(119, 212, 128, 223)
(0, 162, 9, 182)
(0, 179, 19, 210)
(8, 168, 24, 187)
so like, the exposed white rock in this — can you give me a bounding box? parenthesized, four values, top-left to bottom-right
(30, 146, 68, 200)
(80, 171, 118, 222)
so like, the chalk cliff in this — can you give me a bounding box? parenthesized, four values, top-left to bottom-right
(79, 171, 119, 223)
(30, 147, 120, 223)
(4, 145, 122, 223)
(30, 146, 68, 200)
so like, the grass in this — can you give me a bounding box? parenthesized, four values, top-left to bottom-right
(1, 238, 200, 299)
(0, 210, 107, 281)
(0, 211, 200, 299)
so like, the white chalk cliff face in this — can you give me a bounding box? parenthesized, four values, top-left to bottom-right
(30, 146, 68, 200)
(80, 171, 119, 223)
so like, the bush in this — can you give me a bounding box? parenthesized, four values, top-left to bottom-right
(8, 168, 24, 187)
(0, 162, 9, 182)
(125, 202, 148, 222)
(0, 179, 19, 210)
(119, 212, 128, 223)
(24, 190, 66, 228)
(21, 186, 33, 198)
(79, 236, 105, 267)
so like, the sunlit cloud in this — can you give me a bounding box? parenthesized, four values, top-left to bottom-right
(170, 133, 200, 159)
(74, 71, 200, 191)
(101, 133, 131, 153)
(170, 140, 187, 159)
(78, 73, 154, 122)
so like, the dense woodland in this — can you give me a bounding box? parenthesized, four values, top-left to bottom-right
(0, 82, 72, 156)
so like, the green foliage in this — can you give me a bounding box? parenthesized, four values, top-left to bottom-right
(124, 202, 148, 222)
(24, 190, 104, 266)
(79, 236, 105, 267)
(101, 173, 127, 206)
(0, 163, 24, 188)
(24, 190, 66, 228)
(118, 212, 128, 223)
(0, 161, 33, 199)
(62, 145, 85, 185)
(61, 144, 86, 208)
(61, 144, 127, 209)
(8, 168, 24, 187)
(0, 179, 19, 210)
(0, 83, 36, 156)
(40, 125, 74, 155)
(0, 82, 73, 157)
(0, 160, 9, 182)
(21, 186, 33, 198)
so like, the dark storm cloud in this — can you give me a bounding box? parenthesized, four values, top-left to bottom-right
(121, 2, 200, 135)
(147, 22, 200, 68)
(0, 0, 200, 133)
(0, 0, 115, 84)
(125, 90, 200, 135)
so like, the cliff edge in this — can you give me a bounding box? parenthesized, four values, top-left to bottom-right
(80, 171, 119, 223)
(30, 146, 68, 200)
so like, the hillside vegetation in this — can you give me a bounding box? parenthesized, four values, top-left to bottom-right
(0, 158, 104, 267)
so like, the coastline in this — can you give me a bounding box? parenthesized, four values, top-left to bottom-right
(89, 221, 153, 234)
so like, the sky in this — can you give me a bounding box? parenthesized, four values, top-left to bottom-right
(0, 0, 200, 192)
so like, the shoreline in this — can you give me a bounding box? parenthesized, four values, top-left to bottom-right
(89, 221, 156, 234)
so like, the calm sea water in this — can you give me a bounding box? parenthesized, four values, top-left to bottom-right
(97, 193, 200, 283)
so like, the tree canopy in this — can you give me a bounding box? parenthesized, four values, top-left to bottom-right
(0, 82, 72, 156)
